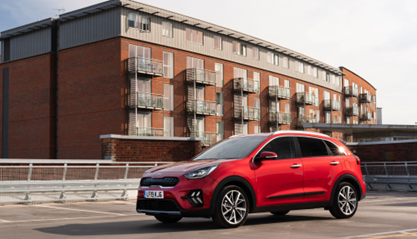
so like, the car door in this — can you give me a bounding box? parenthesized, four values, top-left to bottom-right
(295, 137, 344, 203)
(253, 136, 304, 207)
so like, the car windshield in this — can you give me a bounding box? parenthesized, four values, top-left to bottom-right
(193, 135, 269, 160)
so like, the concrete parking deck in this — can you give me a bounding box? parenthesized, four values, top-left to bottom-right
(0, 191, 416, 239)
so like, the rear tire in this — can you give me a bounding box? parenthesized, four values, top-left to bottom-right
(212, 185, 249, 228)
(154, 215, 182, 223)
(270, 210, 290, 216)
(329, 182, 358, 219)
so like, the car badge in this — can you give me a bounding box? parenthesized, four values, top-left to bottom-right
(156, 173, 162, 177)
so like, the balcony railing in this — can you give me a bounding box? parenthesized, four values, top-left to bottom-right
(360, 93, 372, 103)
(186, 68, 216, 85)
(133, 127, 164, 137)
(128, 92, 164, 110)
(332, 100, 341, 111)
(190, 131, 218, 146)
(297, 116, 310, 127)
(234, 106, 260, 121)
(346, 106, 359, 116)
(360, 112, 373, 121)
(296, 92, 314, 105)
(127, 57, 163, 76)
(186, 99, 217, 115)
(233, 78, 260, 94)
(269, 112, 291, 125)
(344, 86, 358, 97)
(269, 86, 290, 99)
(323, 99, 340, 111)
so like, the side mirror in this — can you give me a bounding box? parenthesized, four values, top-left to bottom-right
(255, 151, 278, 161)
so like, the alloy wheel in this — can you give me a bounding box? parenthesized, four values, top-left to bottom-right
(338, 185, 357, 215)
(221, 190, 247, 225)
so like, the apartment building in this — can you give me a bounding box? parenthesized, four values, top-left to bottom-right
(0, 0, 377, 159)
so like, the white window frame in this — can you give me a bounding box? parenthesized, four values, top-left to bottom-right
(163, 51, 174, 79)
(252, 47, 259, 60)
(214, 35, 222, 50)
(267, 52, 279, 65)
(283, 57, 289, 68)
(128, 12, 151, 32)
(216, 92, 224, 116)
(215, 63, 223, 87)
(164, 116, 174, 137)
(298, 61, 304, 73)
(186, 28, 203, 45)
(164, 84, 174, 111)
(162, 21, 172, 37)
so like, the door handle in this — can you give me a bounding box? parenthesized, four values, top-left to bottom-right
(290, 164, 302, 168)
(330, 161, 340, 165)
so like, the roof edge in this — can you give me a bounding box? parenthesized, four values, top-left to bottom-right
(339, 66, 376, 90)
(0, 18, 54, 39)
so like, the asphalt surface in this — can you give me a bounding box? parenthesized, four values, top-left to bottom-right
(0, 191, 416, 239)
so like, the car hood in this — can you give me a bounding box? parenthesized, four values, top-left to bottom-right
(143, 159, 234, 177)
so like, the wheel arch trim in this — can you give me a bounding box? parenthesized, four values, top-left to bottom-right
(330, 173, 364, 206)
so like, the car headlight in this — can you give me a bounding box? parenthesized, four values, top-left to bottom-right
(184, 164, 220, 180)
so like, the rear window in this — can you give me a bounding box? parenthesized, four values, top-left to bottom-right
(324, 140, 346, 156)
(297, 137, 329, 157)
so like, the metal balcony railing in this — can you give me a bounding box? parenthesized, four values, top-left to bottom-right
(360, 112, 373, 121)
(296, 92, 314, 105)
(186, 99, 217, 115)
(134, 127, 164, 137)
(190, 131, 218, 146)
(332, 100, 341, 111)
(269, 112, 291, 125)
(127, 57, 163, 76)
(186, 68, 216, 85)
(233, 78, 260, 94)
(346, 106, 359, 116)
(344, 86, 353, 96)
(360, 93, 372, 103)
(234, 106, 260, 121)
(297, 116, 310, 126)
(128, 92, 164, 110)
(269, 86, 290, 99)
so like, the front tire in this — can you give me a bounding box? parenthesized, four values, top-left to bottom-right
(212, 185, 249, 228)
(329, 182, 358, 219)
(154, 215, 182, 223)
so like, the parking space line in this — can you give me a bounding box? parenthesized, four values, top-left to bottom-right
(0, 214, 137, 224)
(343, 228, 417, 238)
(35, 205, 125, 216)
(0, 219, 10, 222)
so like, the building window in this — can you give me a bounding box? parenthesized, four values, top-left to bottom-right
(283, 57, 288, 68)
(162, 21, 172, 37)
(307, 65, 311, 75)
(214, 35, 222, 50)
(187, 56, 204, 69)
(163, 51, 174, 78)
(313, 67, 318, 78)
(254, 125, 261, 134)
(267, 52, 279, 65)
(186, 28, 203, 45)
(215, 63, 223, 87)
(347, 118, 350, 124)
(128, 13, 150, 31)
(325, 112, 331, 123)
(129, 44, 151, 59)
(4, 38, 10, 62)
(216, 122, 224, 142)
(298, 61, 304, 73)
(164, 116, 174, 137)
(232, 41, 246, 56)
(334, 114, 337, 123)
(326, 72, 330, 82)
(164, 84, 174, 111)
(252, 47, 259, 60)
(216, 92, 224, 116)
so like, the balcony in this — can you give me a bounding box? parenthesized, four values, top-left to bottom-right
(234, 106, 260, 121)
(233, 78, 260, 94)
(190, 131, 218, 146)
(360, 112, 372, 121)
(132, 127, 164, 137)
(332, 100, 341, 111)
(269, 112, 291, 125)
(296, 92, 314, 105)
(345, 106, 359, 116)
(344, 86, 358, 97)
(127, 57, 163, 76)
(186, 68, 216, 85)
(186, 100, 217, 115)
(360, 93, 372, 103)
(297, 116, 310, 127)
(128, 92, 164, 110)
(269, 86, 290, 100)
(324, 99, 340, 111)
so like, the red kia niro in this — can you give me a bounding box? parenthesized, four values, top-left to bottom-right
(136, 131, 366, 228)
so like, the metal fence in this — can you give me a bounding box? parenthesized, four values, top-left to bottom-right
(361, 161, 417, 192)
(0, 160, 171, 204)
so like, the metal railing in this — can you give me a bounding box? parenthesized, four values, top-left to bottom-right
(269, 112, 291, 125)
(332, 100, 341, 111)
(296, 92, 314, 105)
(233, 78, 260, 94)
(135, 127, 164, 136)
(129, 92, 164, 109)
(186, 68, 216, 85)
(186, 99, 217, 115)
(346, 106, 359, 116)
(360, 112, 372, 121)
(324, 99, 340, 111)
(190, 131, 218, 146)
(0, 160, 172, 203)
(361, 161, 417, 192)
(297, 116, 310, 126)
(127, 57, 163, 76)
(234, 106, 260, 121)
(269, 86, 290, 99)
(360, 93, 372, 103)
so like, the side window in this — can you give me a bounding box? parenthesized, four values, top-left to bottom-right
(324, 140, 346, 156)
(297, 137, 329, 157)
(259, 137, 296, 160)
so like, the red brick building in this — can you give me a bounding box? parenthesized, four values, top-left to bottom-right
(0, 0, 377, 159)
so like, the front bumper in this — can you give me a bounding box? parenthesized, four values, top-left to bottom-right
(136, 199, 212, 217)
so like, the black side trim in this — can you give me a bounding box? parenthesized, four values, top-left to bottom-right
(2, 67, 9, 158)
(253, 201, 331, 213)
(268, 191, 325, 200)
(136, 199, 211, 217)
(330, 174, 364, 206)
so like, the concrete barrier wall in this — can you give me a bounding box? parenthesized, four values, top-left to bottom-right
(347, 140, 417, 162)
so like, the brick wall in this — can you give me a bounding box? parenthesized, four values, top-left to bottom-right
(101, 135, 202, 162)
(347, 140, 417, 162)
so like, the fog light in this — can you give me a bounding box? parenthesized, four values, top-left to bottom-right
(181, 190, 204, 207)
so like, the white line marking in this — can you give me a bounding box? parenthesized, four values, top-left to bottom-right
(341, 228, 417, 238)
(0, 214, 138, 224)
(35, 205, 125, 216)
(0, 218, 11, 222)
(113, 201, 136, 205)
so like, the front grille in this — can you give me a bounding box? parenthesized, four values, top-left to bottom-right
(141, 177, 179, 187)
(137, 199, 179, 211)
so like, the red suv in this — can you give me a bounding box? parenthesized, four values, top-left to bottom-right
(137, 131, 366, 228)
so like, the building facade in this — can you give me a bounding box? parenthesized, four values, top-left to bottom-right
(0, 0, 377, 159)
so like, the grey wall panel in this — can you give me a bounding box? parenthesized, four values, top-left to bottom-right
(8, 28, 51, 61)
(60, 8, 121, 50)
(120, 8, 342, 92)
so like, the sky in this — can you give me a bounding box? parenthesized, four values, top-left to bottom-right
(1, 0, 416, 125)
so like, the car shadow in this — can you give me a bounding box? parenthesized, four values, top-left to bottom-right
(35, 214, 333, 236)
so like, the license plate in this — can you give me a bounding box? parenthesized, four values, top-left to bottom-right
(144, 190, 164, 199)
